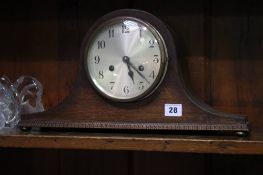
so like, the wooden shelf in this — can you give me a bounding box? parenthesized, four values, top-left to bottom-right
(0, 0, 263, 158)
(0, 1, 263, 175)
(1, 128, 263, 155)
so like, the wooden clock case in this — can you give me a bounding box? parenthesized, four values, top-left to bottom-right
(19, 9, 249, 135)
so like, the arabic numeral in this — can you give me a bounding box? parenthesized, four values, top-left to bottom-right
(138, 82, 144, 90)
(149, 39, 155, 48)
(98, 70, 104, 79)
(149, 71, 156, 79)
(124, 86, 129, 94)
(109, 29, 114, 38)
(169, 107, 177, 113)
(122, 24, 129, 33)
(110, 82, 115, 90)
(98, 40, 105, 49)
(153, 55, 159, 63)
(94, 56, 100, 64)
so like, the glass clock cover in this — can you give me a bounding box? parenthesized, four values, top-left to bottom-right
(84, 17, 168, 102)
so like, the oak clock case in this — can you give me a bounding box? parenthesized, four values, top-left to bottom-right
(19, 9, 249, 135)
(82, 17, 168, 102)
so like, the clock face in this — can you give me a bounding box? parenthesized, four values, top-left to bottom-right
(84, 17, 168, 102)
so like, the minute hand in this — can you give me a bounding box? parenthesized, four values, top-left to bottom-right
(127, 61, 150, 84)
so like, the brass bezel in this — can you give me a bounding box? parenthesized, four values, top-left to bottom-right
(83, 16, 168, 102)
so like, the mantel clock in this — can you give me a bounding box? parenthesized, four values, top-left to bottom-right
(20, 9, 249, 135)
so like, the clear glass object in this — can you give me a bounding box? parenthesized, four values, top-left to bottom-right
(0, 76, 20, 128)
(0, 76, 44, 129)
(14, 76, 44, 115)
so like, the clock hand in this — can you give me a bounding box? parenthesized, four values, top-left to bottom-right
(122, 56, 135, 84)
(127, 64, 135, 84)
(129, 62, 150, 84)
(122, 56, 150, 84)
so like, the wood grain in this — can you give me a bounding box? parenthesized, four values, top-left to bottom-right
(17, 9, 248, 133)
(0, 128, 263, 154)
(0, 0, 263, 175)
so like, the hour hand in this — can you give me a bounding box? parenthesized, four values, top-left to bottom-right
(123, 56, 135, 84)
(127, 65, 134, 84)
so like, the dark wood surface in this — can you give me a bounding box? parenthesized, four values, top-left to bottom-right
(0, 0, 263, 175)
(19, 8, 249, 132)
(0, 128, 263, 154)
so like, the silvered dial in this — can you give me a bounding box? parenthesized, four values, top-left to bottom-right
(84, 17, 168, 102)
